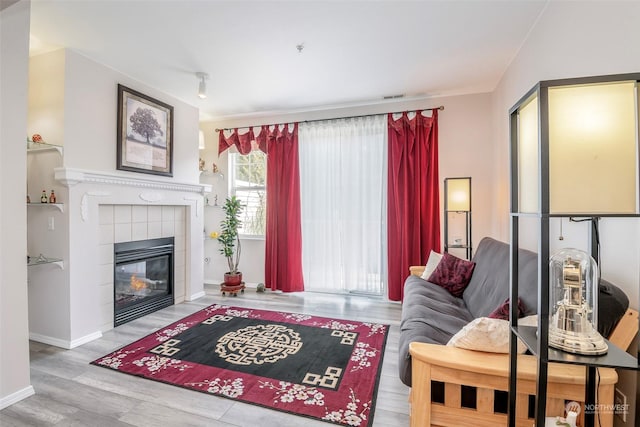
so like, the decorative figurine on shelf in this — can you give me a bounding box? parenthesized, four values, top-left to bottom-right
(49, 190, 56, 204)
(548, 248, 607, 355)
(27, 194, 31, 203)
(32, 134, 43, 143)
(212, 163, 219, 173)
(199, 157, 205, 171)
(40, 190, 48, 203)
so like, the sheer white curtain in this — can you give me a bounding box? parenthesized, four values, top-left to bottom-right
(299, 115, 387, 294)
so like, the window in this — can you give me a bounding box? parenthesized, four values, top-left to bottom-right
(229, 151, 266, 236)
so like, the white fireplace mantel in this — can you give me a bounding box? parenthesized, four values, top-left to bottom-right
(54, 167, 212, 194)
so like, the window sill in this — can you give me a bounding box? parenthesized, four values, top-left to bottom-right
(239, 235, 265, 241)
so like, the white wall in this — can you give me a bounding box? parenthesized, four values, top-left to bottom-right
(62, 49, 200, 183)
(492, 3, 640, 426)
(0, 0, 34, 408)
(200, 92, 496, 287)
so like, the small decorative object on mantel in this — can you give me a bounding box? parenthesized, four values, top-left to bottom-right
(40, 190, 48, 203)
(31, 133, 43, 143)
(199, 157, 205, 171)
(212, 163, 219, 173)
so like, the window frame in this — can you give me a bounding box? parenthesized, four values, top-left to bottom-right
(228, 150, 267, 238)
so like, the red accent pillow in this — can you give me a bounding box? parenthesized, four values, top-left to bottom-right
(427, 252, 476, 297)
(488, 298, 527, 320)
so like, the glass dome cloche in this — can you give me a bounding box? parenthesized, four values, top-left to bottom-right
(548, 248, 608, 356)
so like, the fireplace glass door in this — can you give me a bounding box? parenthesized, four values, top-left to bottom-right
(114, 237, 174, 326)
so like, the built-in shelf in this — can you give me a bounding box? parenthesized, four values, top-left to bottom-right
(27, 255, 64, 269)
(513, 326, 638, 370)
(27, 202, 64, 212)
(27, 141, 63, 155)
(447, 244, 470, 249)
(200, 171, 224, 180)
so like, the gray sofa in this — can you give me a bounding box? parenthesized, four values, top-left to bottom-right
(399, 236, 628, 387)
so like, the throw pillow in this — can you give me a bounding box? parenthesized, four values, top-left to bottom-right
(427, 252, 475, 297)
(420, 250, 443, 281)
(488, 297, 527, 320)
(447, 317, 527, 354)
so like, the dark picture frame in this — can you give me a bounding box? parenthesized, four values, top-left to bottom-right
(117, 84, 173, 177)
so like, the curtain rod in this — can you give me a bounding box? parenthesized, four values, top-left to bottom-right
(214, 105, 444, 132)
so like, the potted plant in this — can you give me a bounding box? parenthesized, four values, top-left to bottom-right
(218, 196, 243, 286)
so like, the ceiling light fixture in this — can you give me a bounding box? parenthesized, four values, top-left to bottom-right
(196, 72, 209, 99)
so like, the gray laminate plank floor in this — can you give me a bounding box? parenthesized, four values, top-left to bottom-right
(1, 284, 409, 426)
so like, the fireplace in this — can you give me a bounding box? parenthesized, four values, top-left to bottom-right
(114, 237, 174, 327)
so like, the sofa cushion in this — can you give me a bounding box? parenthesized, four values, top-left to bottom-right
(427, 252, 476, 297)
(420, 250, 443, 280)
(488, 297, 527, 320)
(598, 278, 629, 337)
(462, 237, 538, 318)
(447, 317, 528, 353)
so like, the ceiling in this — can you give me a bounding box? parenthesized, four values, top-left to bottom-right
(29, 0, 548, 122)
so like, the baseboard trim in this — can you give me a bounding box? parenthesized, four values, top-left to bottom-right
(188, 290, 206, 301)
(0, 385, 35, 410)
(70, 331, 102, 348)
(29, 331, 102, 349)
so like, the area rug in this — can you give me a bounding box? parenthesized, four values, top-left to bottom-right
(91, 304, 389, 427)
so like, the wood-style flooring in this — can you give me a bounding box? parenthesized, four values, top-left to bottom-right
(1, 284, 409, 426)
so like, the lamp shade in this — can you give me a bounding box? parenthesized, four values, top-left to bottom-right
(445, 177, 471, 212)
(515, 78, 639, 214)
(548, 81, 637, 214)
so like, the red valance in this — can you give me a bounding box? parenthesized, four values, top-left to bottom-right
(217, 126, 273, 155)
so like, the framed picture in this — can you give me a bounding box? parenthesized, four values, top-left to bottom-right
(117, 84, 173, 177)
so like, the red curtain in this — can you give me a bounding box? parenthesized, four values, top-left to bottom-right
(387, 110, 440, 301)
(263, 123, 304, 292)
(218, 125, 304, 293)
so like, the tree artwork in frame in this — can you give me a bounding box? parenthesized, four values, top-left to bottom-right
(117, 84, 173, 177)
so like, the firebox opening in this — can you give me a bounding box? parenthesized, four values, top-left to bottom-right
(114, 237, 174, 326)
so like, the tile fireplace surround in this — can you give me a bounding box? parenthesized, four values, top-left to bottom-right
(27, 167, 210, 349)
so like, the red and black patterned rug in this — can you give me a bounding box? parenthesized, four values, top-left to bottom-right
(91, 304, 389, 427)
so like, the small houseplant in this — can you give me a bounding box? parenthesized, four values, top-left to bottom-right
(218, 196, 243, 286)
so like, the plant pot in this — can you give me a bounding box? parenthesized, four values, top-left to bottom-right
(224, 272, 243, 286)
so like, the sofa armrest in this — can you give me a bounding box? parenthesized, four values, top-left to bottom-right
(409, 342, 617, 385)
(608, 308, 639, 351)
(409, 265, 425, 277)
(409, 342, 618, 427)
